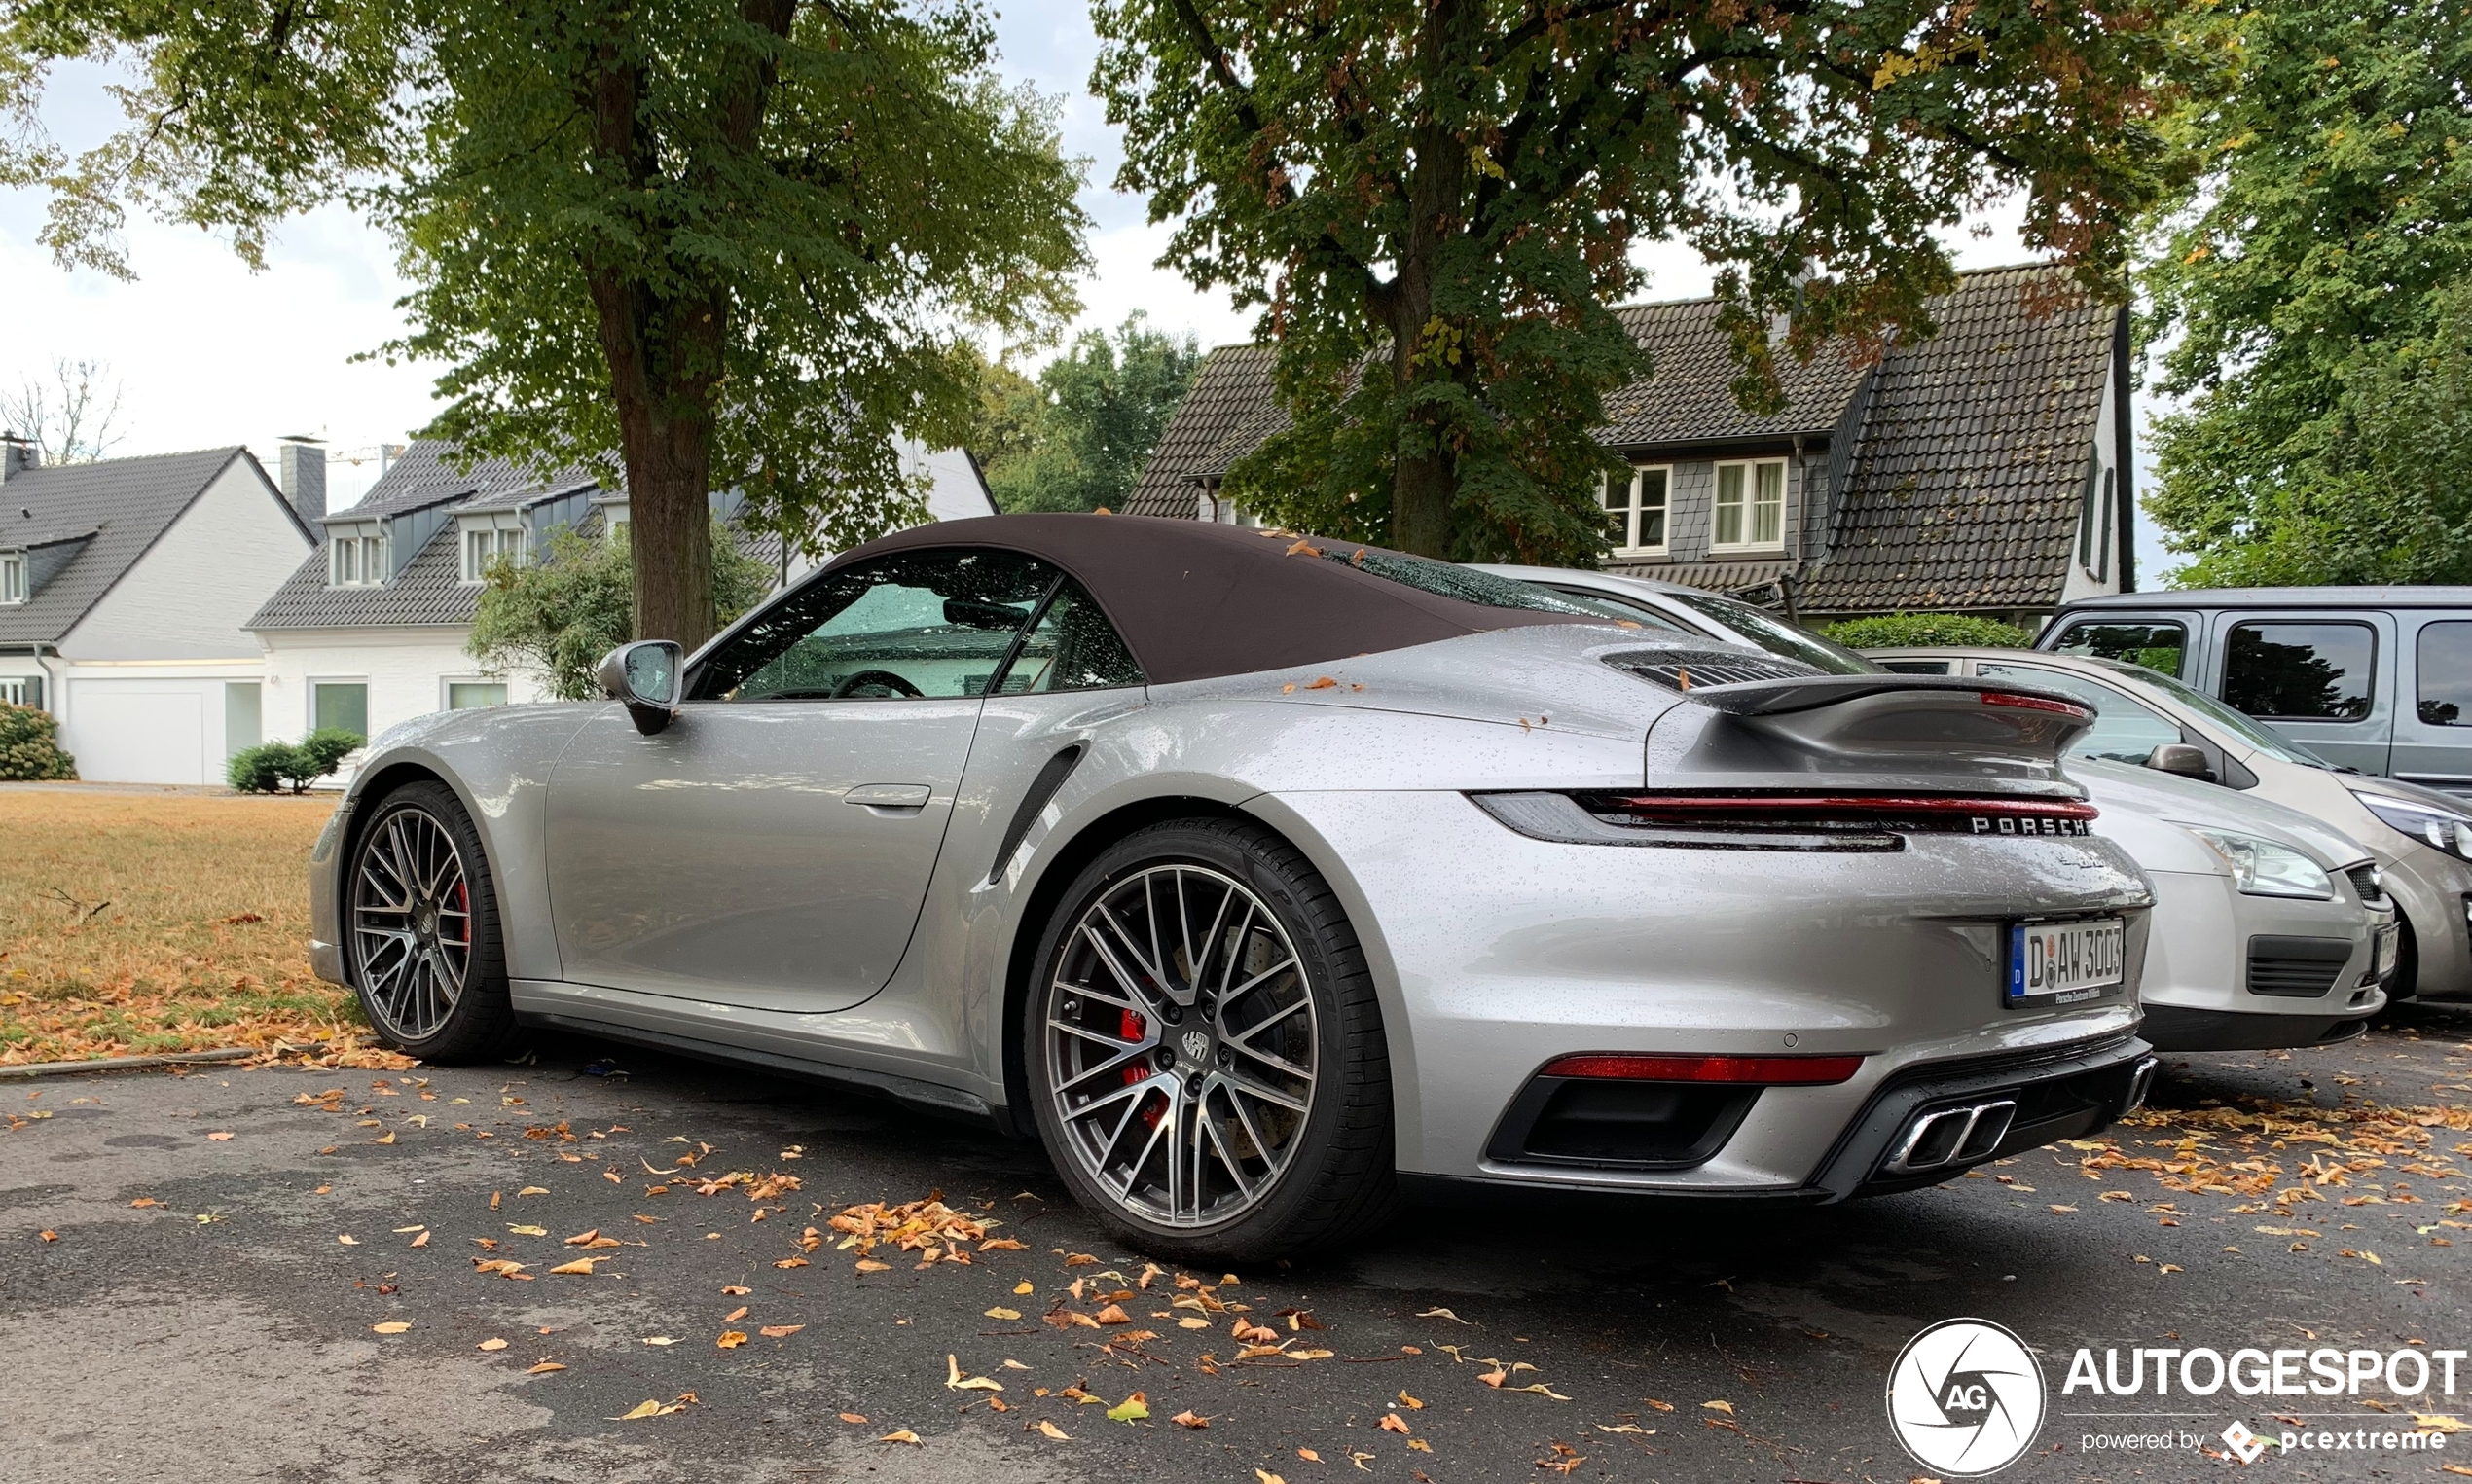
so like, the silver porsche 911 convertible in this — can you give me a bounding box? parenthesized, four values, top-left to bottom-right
(309, 514, 2158, 1258)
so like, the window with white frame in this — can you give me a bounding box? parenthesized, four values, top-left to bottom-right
(1603, 465, 1670, 556)
(0, 552, 22, 604)
(460, 521, 527, 583)
(327, 523, 386, 587)
(1712, 458, 1788, 551)
(0, 677, 31, 706)
(446, 679, 510, 710)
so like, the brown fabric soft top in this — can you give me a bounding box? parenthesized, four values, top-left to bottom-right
(828, 513, 1589, 686)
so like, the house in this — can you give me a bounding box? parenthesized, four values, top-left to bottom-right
(0, 438, 315, 783)
(244, 438, 997, 752)
(1126, 264, 2135, 627)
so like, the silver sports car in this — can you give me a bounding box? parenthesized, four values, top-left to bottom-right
(309, 515, 2158, 1258)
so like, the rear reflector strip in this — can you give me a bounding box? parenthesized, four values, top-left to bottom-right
(1581, 793, 2098, 838)
(1541, 1053, 1864, 1085)
(1980, 689, 2091, 720)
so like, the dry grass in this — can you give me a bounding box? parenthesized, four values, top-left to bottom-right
(0, 787, 399, 1064)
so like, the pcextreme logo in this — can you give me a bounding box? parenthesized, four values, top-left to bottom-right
(1886, 1319, 2048, 1476)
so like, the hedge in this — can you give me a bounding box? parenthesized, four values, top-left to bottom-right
(0, 702, 76, 780)
(1823, 612, 2037, 651)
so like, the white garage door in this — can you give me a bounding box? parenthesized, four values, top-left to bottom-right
(65, 686, 206, 784)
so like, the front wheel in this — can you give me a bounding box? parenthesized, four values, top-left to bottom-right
(1023, 818, 1399, 1260)
(345, 780, 521, 1063)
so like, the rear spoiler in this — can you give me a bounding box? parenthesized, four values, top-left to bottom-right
(1642, 672, 2098, 779)
(1674, 672, 2090, 719)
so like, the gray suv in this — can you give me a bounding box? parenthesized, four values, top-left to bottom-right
(2039, 587, 2472, 797)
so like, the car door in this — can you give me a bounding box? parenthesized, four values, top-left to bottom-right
(2208, 610, 2394, 776)
(543, 547, 1058, 1013)
(2393, 615, 2472, 799)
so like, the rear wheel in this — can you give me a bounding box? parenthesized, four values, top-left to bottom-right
(345, 780, 520, 1063)
(1024, 818, 1398, 1260)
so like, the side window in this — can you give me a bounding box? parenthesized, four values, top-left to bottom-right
(694, 549, 1054, 702)
(2051, 619, 2188, 678)
(2224, 621, 2375, 722)
(996, 579, 1145, 694)
(2418, 623, 2472, 727)
(1981, 663, 2185, 765)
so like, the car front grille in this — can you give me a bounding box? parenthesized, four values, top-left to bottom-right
(1604, 648, 1819, 692)
(2248, 934, 2352, 997)
(2346, 863, 2387, 908)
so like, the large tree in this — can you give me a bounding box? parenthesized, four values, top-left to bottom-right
(1094, 0, 2200, 561)
(2139, 0, 2472, 586)
(978, 313, 1203, 513)
(1, 0, 1087, 648)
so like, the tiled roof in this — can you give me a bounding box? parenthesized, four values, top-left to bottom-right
(0, 447, 284, 646)
(1609, 557, 1800, 595)
(331, 440, 590, 522)
(1123, 345, 1280, 518)
(1798, 267, 2119, 614)
(1598, 301, 1871, 447)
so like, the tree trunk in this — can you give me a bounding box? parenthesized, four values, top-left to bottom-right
(1382, 0, 1466, 559)
(624, 431, 717, 652)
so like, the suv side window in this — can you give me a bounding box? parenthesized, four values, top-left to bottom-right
(2223, 621, 2375, 722)
(694, 549, 1056, 701)
(2419, 622, 2472, 726)
(1981, 662, 2186, 765)
(2051, 620, 2189, 678)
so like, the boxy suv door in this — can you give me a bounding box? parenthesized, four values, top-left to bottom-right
(2396, 616, 2472, 800)
(2206, 609, 2395, 777)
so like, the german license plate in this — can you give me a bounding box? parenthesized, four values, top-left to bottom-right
(2374, 922, 2400, 979)
(2007, 918, 2126, 1007)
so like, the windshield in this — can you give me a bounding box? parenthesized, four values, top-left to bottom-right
(1661, 590, 1880, 676)
(2092, 658, 2333, 767)
(1316, 546, 1605, 614)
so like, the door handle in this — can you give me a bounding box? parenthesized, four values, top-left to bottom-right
(845, 783, 932, 810)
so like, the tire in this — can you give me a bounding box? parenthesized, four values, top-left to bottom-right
(1023, 817, 1400, 1261)
(344, 779, 522, 1064)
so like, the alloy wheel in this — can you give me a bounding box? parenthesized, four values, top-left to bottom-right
(1042, 864, 1319, 1229)
(349, 806, 474, 1042)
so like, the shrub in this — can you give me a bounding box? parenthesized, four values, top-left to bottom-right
(0, 702, 76, 780)
(290, 729, 366, 785)
(227, 742, 294, 793)
(1824, 612, 2037, 651)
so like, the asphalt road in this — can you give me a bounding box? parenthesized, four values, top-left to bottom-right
(11, 1010, 2472, 1484)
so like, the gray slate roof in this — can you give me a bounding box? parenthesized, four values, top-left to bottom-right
(249, 441, 600, 631)
(1124, 346, 1280, 518)
(1797, 267, 2119, 614)
(0, 447, 291, 646)
(1597, 300, 1871, 447)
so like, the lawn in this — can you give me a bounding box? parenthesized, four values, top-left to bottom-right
(0, 787, 391, 1065)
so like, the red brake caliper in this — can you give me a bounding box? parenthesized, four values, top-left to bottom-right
(1120, 1009, 1164, 1129)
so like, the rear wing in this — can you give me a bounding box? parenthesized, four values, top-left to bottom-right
(1638, 671, 2098, 783)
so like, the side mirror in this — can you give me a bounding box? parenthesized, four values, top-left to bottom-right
(2146, 742, 2214, 781)
(597, 640, 683, 736)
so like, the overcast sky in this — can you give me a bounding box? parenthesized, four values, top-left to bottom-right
(0, 12, 2176, 576)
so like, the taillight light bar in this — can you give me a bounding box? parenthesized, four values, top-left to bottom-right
(1542, 1053, 1864, 1085)
(1584, 793, 2098, 836)
(1980, 689, 2092, 720)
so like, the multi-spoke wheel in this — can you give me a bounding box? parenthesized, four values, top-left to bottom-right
(1025, 819, 1399, 1259)
(345, 781, 518, 1062)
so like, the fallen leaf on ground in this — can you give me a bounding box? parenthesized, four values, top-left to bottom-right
(371, 1321, 411, 1334)
(878, 1430, 920, 1445)
(374, 1132, 396, 1144)
(563, 1229, 600, 1246)
(854, 1258, 890, 1273)
(759, 1324, 804, 1339)
(517, 1186, 548, 1196)
(717, 1331, 747, 1349)
(1107, 1393, 1148, 1423)
(1172, 1410, 1210, 1429)
(1406, 1439, 1432, 1452)
(336, 1234, 358, 1246)
(1702, 1400, 1733, 1415)
(1298, 1446, 1321, 1461)
(547, 1256, 606, 1275)
(477, 1338, 508, 1352)
(1415, 1307, 1472, 1324)
(410, 1231, 430, 1249)
(508, 1224, 548, 1237)
(1256, 1470, 1287, 1484)
(1380, 1415, 1411, 1434)
(527, 1361, 564, 1374)
(1479, 1368, 1508, 1387)
(614, 1400, 664, 1420)
(641, 1336, 677, 1346)
(1399, 1391, 1424, 1409)
(1512, 1384, 1573, 1400)
(838, 1412, 867, 1425)
(722, 1285, 751, 1295)
(206, 1132, 233, 1141)
(1289, 1349, 1334, 1361)
(724, 1306, 748, 1322)
(1036, 1420, 1070, 1440)
(985, 1307, 1021, 1321)
(1013, 1281, 1035, 1295)
(1594, 1424, 1648, 1433)
(1644, 1399, 1675, 1412)
(946, 1355, 1004, 1392)
(1095, 1304, 1132, 1324)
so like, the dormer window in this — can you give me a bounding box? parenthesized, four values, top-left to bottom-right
(458, 511, 527, 583)
(0, 552, 22, 605)
(1711, 458, 1787, 553)
(328, 522, 386, 587)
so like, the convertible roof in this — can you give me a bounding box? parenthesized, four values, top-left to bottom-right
(830, 513, 1589, 685)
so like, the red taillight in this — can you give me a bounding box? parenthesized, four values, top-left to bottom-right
(1589, 794, 2097, 828)
(1541, 1053, 1863, 1085)
(1980, 689, 2091, 720)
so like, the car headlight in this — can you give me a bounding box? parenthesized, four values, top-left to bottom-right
(2358, 794, 2472, 861)
(2185, 828, 2336, 899)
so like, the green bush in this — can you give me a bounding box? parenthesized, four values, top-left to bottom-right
(1824, 612, 2037, 651)
(227, 742, 293, 793)
(0, 702, 76, 780)
(290, 729, 366, 784)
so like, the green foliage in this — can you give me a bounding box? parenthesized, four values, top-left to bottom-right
(1094, 0, 2201, 561)
(292, 729, 366, 782)
(2139, 0, 2472, 586)
(1, 0, 1088, 649)
(1826, 613, 2036, 651)
(978, 315, 1203, 514)
(226, 742, 290, 794)
(470, 521, 772, 702)
(0, 702, 74, 780)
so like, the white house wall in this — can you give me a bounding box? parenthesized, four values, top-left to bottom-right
(52, 662, 271, 784)
(2056, 345, 2127, 606)
(258, 628, 551, 748)
(59, 457, 311, 661)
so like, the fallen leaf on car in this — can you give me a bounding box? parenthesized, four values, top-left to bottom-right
(527, 1361, 564, 1374)
(1173, 1410, 1210, 1429)
(1107, 1393, 1148, 1423)
(759, 1324, 804, 1339)
(478, 1338, 508, 1352)
(1380, 1414, 1411, 1433)
(1036, 1420, 1070, 1440)
(371, 1321, 411, 1334)
(985, 1307, 1022, 1321)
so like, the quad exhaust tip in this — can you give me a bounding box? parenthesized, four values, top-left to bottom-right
(1883, 1099, 2018, 1176)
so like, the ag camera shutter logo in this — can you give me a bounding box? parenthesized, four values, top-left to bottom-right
(1886, 1319, 2048, 1475)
